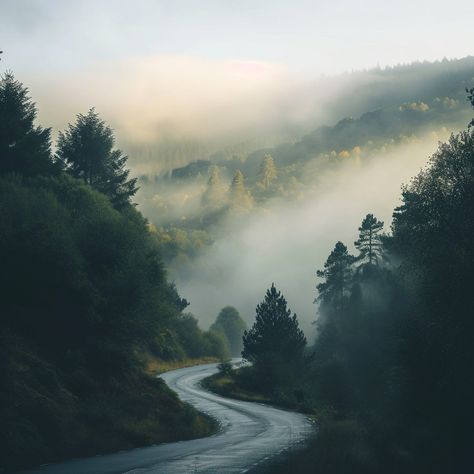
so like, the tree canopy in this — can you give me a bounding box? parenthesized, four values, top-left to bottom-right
(354, 213, 384, 266)
(56, 108, 138, 208)
(0, 72, 53, 176)
(242, 284, 306, 366)
(316, 241, 355, 310)
(210, 306, 247, 356)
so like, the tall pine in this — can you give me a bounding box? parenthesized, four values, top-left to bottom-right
(354, 213, 384, 266)
(242, 284, 306, 365)
(0, 72, 53, 176)
(56, 108, 138, 209)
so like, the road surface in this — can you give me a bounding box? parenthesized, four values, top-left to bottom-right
(21, 362, 313, 474)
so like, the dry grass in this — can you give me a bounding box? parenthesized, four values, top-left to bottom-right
(145, 355, 219, 375)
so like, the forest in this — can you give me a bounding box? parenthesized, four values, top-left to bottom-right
(206, 87, 474, 473)
(130, 59, 474, 329)
(0, 72, 247, 470)
(1, 49, 474, 473)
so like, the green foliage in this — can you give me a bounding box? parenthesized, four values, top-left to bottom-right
(166, 313, 230, 361)
(0, 173, 185, 372)
(307, 102, 474, 473)
(354, 214, 384, 266)
(316, 242, 355, 310)
(0, 72, 54, 176)
(217, 361, 233, 376)
(242, 285, 306, 372)
(0, 74, 220, 469)
(56, 108, 138, 208)
(210, 306, 247, 356)
(230, 169, 253, 209)
(257, 154, 277, 191)
(201, 165, 226, 209)
(153, 225, 213, 264)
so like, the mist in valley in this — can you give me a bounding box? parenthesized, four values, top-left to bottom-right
(147, 132, 453, 335)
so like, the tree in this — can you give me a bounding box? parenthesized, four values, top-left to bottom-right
(242, 284, 306, 366)
(467, 86, 474, 128)
(354, 213, 384, 266)
(229, 169, 252, 209)
(0, 72, 53, 175)
(210, 306, 247, 356)
(316, 242, 354, 310)
(56, 108, 138, 208)
(202, 166, 225, 209)
(257, 154, 277, 190)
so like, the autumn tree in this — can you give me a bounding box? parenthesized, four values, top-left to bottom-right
(56, 108, 138, 208)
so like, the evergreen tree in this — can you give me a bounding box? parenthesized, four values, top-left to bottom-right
(468, 86, 474, 128)
(0, 72, 53, 175)
(56, 108, 138, 208)
(229, 169, 252, 209)
(316, 242, 355, 310)
(354, 213, 384, 266)
(242, 284, 306, 365)
(202, 165, 225, 208)
(257, 154, 277, 190)
(210, 306, 247, 356)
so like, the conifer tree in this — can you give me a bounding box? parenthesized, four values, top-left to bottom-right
(242, 284, 306, 365)
(202, 165, 225, 208)
(354, 214, 384, 266)
(316, 241, 355, 310)
(0, 72, 53, 175)
(56, 108, 138, 208)
(229, 169, 252, 209)
(257, 154, 277, 190)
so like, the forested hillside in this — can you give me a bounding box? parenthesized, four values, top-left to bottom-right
(213, 88, 474, 474)
(135, 57, 474, 271)
(0, 72, 233, 471)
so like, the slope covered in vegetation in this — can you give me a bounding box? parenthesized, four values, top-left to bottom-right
(208, 89, 474, 474)
(0, 72, 224, 471)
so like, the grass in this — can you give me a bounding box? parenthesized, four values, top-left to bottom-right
(144, 355, 219, 375)
(202, 372, 272, 404)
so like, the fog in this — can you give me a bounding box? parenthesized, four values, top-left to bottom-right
(168, 133, 450, 336)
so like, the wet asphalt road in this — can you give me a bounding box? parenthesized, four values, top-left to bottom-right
(20, 361, 313, 474)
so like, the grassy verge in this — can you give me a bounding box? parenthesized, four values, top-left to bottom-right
(2, 340, 219, 472)
(144, 355, 219, 375)
(201, 371, 272, 404)
(203, 367, 383, 474)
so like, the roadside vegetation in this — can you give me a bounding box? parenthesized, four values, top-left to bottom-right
(0, 72, 235, 471)
(207, 89, 474, 474)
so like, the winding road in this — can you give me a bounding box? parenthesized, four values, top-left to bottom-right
(21, 361, 313, 474)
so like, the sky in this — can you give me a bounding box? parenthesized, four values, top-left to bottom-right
(2, 0, 473, 76)
(2, 0, 473, 150)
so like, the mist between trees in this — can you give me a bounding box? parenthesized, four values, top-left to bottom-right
(0, 71, 246, 470)
(229, 89, 474, 473)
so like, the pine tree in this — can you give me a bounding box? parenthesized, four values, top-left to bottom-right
(316, 241, 355, 310)
(202, 166, 225, 208)
(257, 154, 277, 190)
(229, 169, 252, 209)
(0, 72, 53, 175)
(468, 87, 474, 128)
(242, 284, 306, 365)
(354, 214, 384, 266)
(56, 108, 138, 209)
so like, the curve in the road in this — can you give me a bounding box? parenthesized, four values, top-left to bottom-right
(20, 362, 314, 474)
